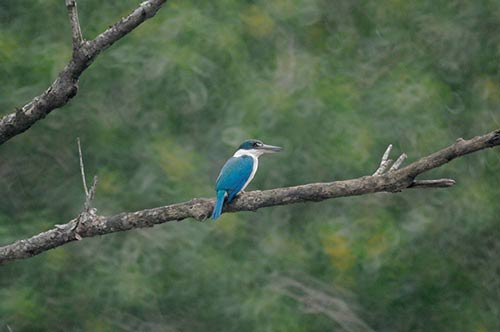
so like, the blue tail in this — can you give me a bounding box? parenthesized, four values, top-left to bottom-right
(212, 190, 226, 220)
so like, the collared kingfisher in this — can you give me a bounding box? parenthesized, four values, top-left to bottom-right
(211, 139, 282, 220)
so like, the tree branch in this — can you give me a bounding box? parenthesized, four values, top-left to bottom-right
(0, 0, 167, 146)
(65, 0, 84, 51)
(409, 179, 456, 188)
(0, 129, 498, 265)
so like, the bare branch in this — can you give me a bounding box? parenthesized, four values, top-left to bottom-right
(389, 153, 407, 171)
(91, 0, 167, 53)
(0, 0, 167, 146)
(65, 0, 84, 50)
(0, 129, 498, 265)
(373, 145, 408, 176)
(373, 144, 393, 176)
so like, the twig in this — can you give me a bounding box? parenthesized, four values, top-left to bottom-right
(373, 144, 393, 176)
(65, 0, 84, 50)
(72, 139, 98, 239)
(389, 153, 407, 172)
(85, 176, 98, 211)
(373, 145, 408, 176)
(0, 128, 498, 265)
(77, 137, 88, 196)
(372, 143, 456, 190)
(409, 179, 456, 188)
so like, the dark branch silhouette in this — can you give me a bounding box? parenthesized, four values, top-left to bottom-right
(0, 0, 167, 145)
(0, 128, 498, 265)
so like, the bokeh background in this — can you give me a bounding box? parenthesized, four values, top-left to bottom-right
(1, 0, 500, 331)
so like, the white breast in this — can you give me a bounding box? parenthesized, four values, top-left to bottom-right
(233, 149, 261, 192)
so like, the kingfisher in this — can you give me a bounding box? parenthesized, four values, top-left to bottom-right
(211, 139, 282, 220)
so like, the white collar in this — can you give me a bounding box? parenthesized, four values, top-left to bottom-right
(233, 148, 264, 158)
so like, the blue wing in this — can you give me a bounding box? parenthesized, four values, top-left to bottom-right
(215, 156, 254, 202)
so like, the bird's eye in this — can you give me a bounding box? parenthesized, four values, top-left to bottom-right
(254, 142, 262, 147)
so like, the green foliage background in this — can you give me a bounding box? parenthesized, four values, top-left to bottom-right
(1, 0, 499, 331)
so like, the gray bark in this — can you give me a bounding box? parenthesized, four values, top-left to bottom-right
(0, 129, 498, 265)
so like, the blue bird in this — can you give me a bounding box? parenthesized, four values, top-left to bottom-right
(212, 139, 282, 220)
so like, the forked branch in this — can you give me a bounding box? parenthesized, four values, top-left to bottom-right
(0, 0, 167, 145)
(0, 128, 498, 265)
(372, 143, 453, 188)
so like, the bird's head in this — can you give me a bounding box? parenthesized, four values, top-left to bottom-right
(236, 139, 282, 157)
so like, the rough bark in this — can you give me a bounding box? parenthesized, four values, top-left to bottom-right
(0, 0, 167, 145)
(0, 128, 498, 265)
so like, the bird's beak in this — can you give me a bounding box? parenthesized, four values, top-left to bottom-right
(260, 144, 283, 153)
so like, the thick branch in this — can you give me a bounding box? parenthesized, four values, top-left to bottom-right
(0, 0, 167, 146)
(0, 129, 498, 265)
